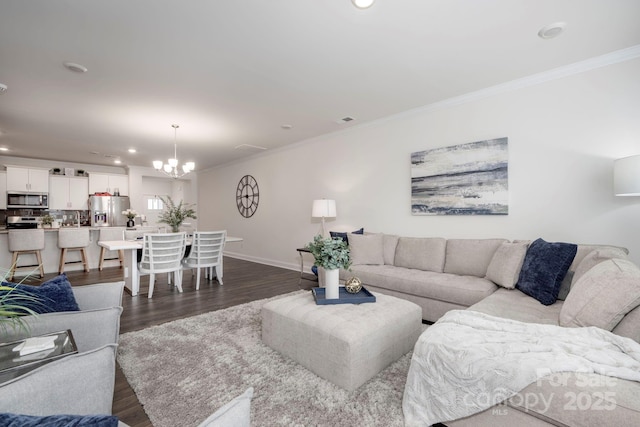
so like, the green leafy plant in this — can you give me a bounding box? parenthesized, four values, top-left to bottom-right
(40, 215, 54, 226)
(0, 267, 42, 335)
(304, 235, 351, 270)
(158, 196, 197, 232)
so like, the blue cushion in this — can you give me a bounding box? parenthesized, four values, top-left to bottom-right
(0, 274, 80, 314)
(0, 413, 118, 427)
(329, 228, 364, 245)
(516, 238, 577, 305)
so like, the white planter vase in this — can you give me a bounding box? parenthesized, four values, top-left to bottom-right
(322, 267, 340, 299)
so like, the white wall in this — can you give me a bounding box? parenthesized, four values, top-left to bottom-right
(197, 57, 640, 269)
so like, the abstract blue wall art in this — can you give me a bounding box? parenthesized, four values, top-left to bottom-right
(411, 138, 508, 215)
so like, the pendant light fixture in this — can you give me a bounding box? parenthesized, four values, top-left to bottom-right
(153, 124, 195, 178)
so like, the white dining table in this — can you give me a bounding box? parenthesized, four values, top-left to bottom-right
(98, 236, 243, 296)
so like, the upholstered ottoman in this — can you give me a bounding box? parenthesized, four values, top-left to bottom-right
(261, 290, 422, 391)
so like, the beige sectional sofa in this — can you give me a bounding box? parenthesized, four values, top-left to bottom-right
(338, 233, 640, 426)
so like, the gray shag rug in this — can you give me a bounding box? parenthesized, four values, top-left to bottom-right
(118, 290, 419, 427)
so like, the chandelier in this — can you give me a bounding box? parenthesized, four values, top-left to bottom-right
(152, 124, 195, 178)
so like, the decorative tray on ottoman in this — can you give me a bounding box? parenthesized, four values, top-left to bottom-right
(312, 287, 376, 305)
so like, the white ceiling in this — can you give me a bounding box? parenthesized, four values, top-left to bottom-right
(1, 0, 639, 171)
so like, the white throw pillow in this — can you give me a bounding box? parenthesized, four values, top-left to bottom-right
(485, 241, 529, 289)
(349, 233, 384, 265)
(196, 387, 253, 427)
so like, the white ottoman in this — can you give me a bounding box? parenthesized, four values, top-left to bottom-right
(261, 290, 423, 391)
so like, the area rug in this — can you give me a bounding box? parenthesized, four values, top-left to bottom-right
(118, 290, 419, 427)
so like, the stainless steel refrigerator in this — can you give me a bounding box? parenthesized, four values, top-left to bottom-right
(89, 195, 131, 227)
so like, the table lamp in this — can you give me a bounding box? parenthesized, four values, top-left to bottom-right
(312, 199, 337, 237)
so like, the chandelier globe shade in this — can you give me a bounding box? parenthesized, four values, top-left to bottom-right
(152, 124, 195, 178)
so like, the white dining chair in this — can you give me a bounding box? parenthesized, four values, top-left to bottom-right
(182, 230, 226, 288)
(137, 232, 187, 298)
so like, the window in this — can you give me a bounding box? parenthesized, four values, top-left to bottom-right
(147, 197, 164, 211)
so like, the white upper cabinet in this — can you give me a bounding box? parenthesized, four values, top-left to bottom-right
(88, 173, 129, 196)
(50, 176, 89, 210)
(6, 166, 49, 192)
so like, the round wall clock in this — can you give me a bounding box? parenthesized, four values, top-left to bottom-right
(236, 175, 259, 218)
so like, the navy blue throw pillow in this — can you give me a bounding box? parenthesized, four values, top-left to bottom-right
(516, 238, 577, 305)
(0, 413, 118, 427)
(0, 273, 80, 314)
(329, 228, 364, 245)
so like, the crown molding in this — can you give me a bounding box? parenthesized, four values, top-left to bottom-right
(418, 44, 640, 114)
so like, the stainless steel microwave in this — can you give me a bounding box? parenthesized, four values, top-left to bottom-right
(7, 192, 49, 209)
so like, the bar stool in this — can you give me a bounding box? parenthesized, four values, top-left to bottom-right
(58, 228, 91, 274)
(98, 227, 125, 271)
(8, 229, 45, 281)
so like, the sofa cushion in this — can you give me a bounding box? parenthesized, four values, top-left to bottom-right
(348, 233, 384, 265)
(0, 345, 117, 415)
(516, 238, 577, 305)
(329, 228, 364, 245)
(557, 244, 629, 301)
(572, 246, 629, 286)
(613, 305, 640, 343)
(394, 237, 446, 272)
(560, 258, 640, 331)
(484, 241, 529, 289)
(0, 274, 80, 314)
(444, 239, 507, 277)
(382, 234, 399, 265)
(349, 264, 497, 307)
(468, 288, 562, 325)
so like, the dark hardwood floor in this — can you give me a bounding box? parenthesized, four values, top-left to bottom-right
(31, 257, 317, 427)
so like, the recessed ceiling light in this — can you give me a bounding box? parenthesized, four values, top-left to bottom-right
(63, 62, 88, 73)
(352, 0, 375, 9)
(0, 147, 8, 151)
(281, 124, 293, 130)
(0, 83, 7, 93)
(114, 159, 122, 164)
(128, 148, 137, 153)
(538, 22, 566, 39)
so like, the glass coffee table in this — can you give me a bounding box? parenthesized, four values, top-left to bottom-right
(0, 330, 78, 383)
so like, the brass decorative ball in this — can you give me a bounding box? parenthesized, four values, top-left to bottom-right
(345, 276, 362, 294)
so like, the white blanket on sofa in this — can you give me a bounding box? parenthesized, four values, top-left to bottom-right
(402, 310, 640, 426)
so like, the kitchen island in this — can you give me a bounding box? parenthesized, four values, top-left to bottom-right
(0, 227, 236, 281)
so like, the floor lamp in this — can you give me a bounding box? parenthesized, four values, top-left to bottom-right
(312, 199, 337, 237)
(614, 155, 640, 196)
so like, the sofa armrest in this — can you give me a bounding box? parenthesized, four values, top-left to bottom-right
(0, 344, 117, 415)
(2, 307, 123, 353)
(72, 281, 125, 311)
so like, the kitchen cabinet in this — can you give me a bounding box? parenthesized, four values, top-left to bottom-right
(6, 166, 49, 192)
(0, 172, 6, 209)
(88, 173, 128, 196)
(50, 176, 89, 210)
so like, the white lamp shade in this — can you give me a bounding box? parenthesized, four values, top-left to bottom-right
(312, 199, 337, 218)
(614, 155, 640, 196)
(153, 160, 163, 170)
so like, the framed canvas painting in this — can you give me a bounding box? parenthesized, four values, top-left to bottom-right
(411, 137, 508, 215)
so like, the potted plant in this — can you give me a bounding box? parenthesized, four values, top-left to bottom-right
(158, 197, 197, 232)
(305, 235, 351, 299)
(0, 269, 41, 334)
(122, 209, 138, 228)
(41, 214, 54, 228)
